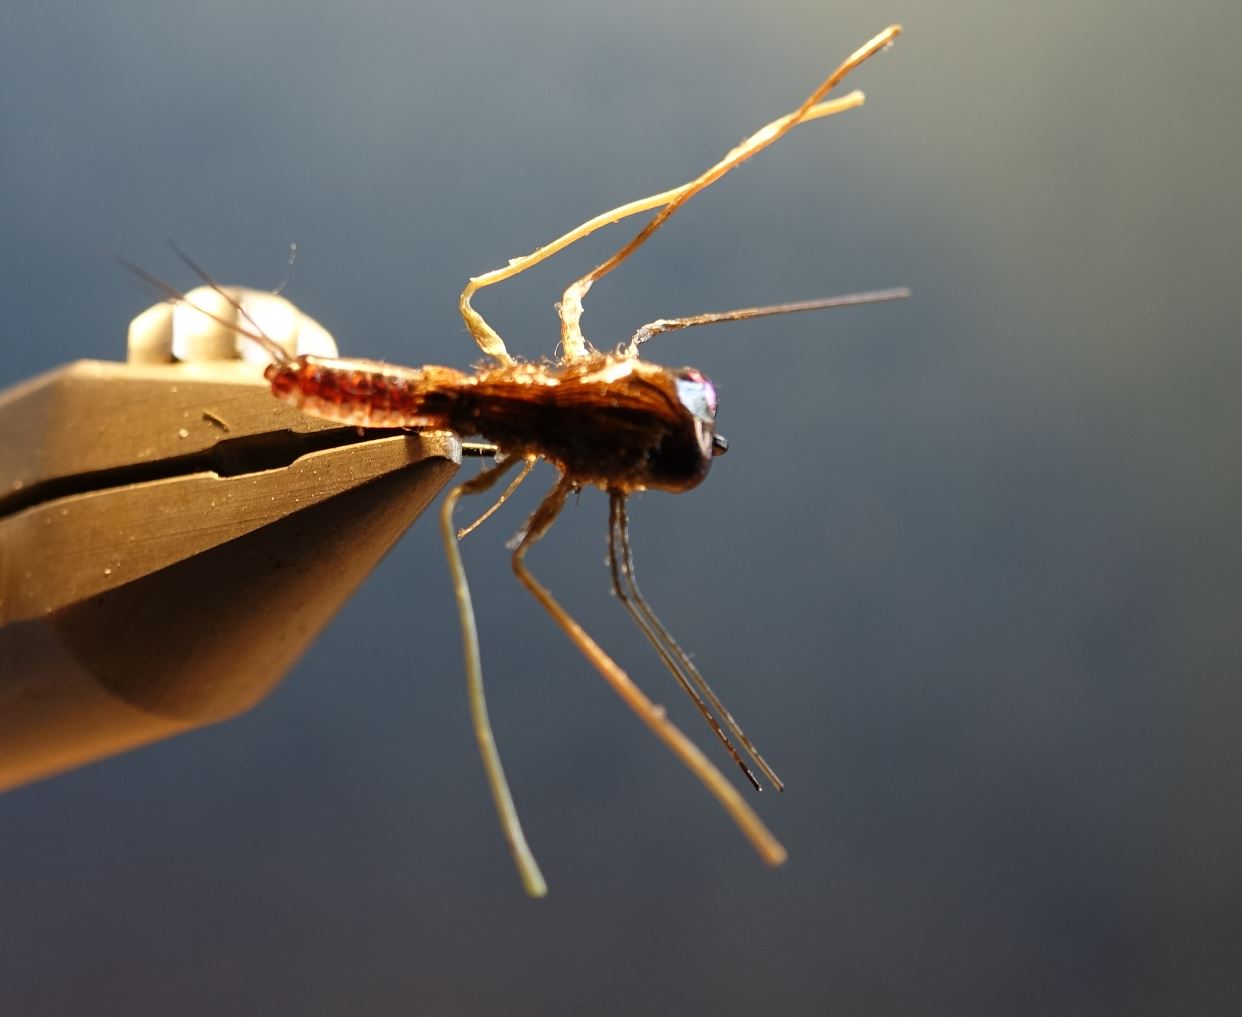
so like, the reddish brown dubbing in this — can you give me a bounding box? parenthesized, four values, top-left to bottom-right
(266, 352, 719, 494)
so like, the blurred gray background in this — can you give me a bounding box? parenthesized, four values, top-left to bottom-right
(3, 1, 1240, 1014)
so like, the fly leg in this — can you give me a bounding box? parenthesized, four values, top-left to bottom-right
(440, 456, 548, 897)
(608, 493, 784, 791)
(510, 477, 787, 866)
(456, 456, 537, 540)
(606, 494, 760, 789)
(458, 25, 900, 365)
(556, 25, 901, 361)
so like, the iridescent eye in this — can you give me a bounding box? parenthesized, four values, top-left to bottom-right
(674, 368, 718, 423)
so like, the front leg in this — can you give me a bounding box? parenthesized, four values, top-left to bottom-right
(510, 479, 788, 867)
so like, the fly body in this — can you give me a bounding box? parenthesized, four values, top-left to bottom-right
(267, 353, 722, 493)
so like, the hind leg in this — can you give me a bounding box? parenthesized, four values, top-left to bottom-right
(440, 456, 548, 897)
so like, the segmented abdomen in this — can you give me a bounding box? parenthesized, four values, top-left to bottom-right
(265, 356, 467, 428)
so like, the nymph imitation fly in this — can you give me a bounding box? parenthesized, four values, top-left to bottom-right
(126, 25, 906, 896)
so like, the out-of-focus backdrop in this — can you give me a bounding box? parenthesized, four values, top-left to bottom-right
(3, 2, 1239, 1014)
